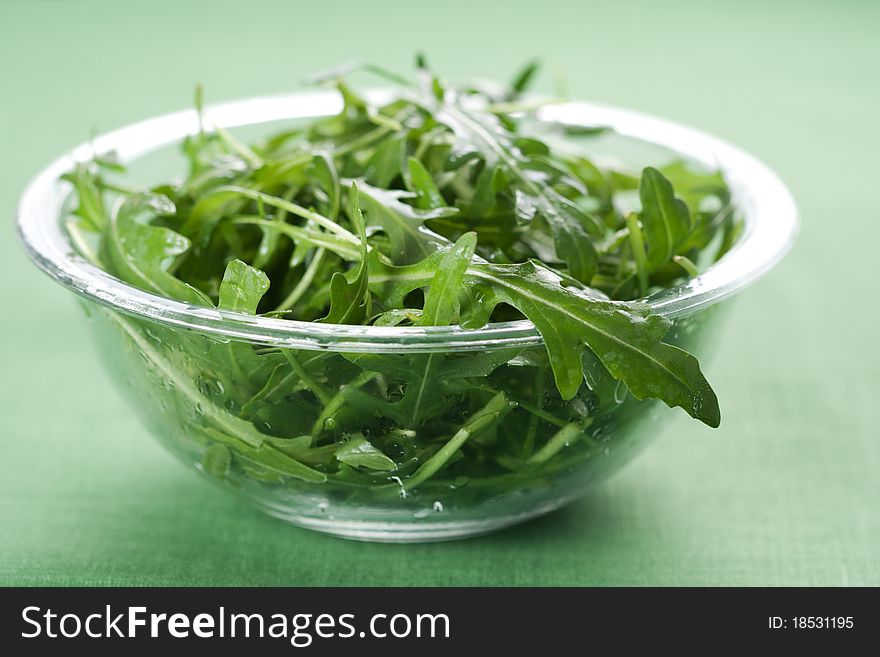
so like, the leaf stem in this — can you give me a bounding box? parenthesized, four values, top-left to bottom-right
(626, 212, 649, 297)
(521, 374, 545, 455)
(65, 220, 102, 267)
(527, 421, 589, 464)
(274, 248, 326, 312)
(233, 217, 361, 261)
(673, 254, 699, 277)
(515, 399, 569, 428)
(218, 186, 359, 244)
(106, 311, 267, 448)
(404, 392, 511, 490)
(202, 427, 326, 482)
(283, 351, 332, 406)
(310, 370, 378, 435)
(213, 124, 264, 169)
(334, 123, 397, 157)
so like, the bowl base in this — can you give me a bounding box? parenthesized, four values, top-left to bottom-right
(253, 497, 577, 543)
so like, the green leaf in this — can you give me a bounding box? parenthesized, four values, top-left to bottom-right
(420, 231, 477, 326)
(530, 187, 599, 282)
(202, 443, 231, 478)
(626, 212, 649, 297)
(320, 183, 371, 324)
(364, 134, 406, 188)
(403, 232, 478, 424)
(251, 188, 297, 270)
(467, 163, 508, 216)
(435, 348, 524, 379)
(356, 182, 456, 263)
(367, 247, 447, 308)
(210, 185, 359, 244)
(268, 435, 338, 466)
(659, 160, 728, 212)
(404, 156, 446, 210)
(182, 187, 246, 248)
(232, 216, 361, 262)
(639, 166, 692, 270)
(218, 259, 270, 314)
(465, 261, 720, 426)
(101, 193, 212, 305)
(367, 247, 717, 424)
(404, 392, 513, 489)
(61, 162, 108, 231)
(371, 308, 422, 326)
(203, 427, 327, 483)
(429, 92, 599, 282)
(509, 60, 540, 98)
(308, 152, 342, 221)
(335, 434, 397, 471)
(64, 58, 737, 499)
(216, 260, 274, 397)
(240, 362, 296, 419)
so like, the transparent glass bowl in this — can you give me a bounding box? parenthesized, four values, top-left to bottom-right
(16, 92, 798, 541)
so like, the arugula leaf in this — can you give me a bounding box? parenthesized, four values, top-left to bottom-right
(368, 253, 720, 425)
(509, 60, 540, 99)
(364, 134, 406, 187)
(425, 89, 600, 282)
(466, 261, 719, 426)
(61, 162, 108, 231)
(320, 183, 371, 324)
(404, 156, 447, 210)
(203, 427, 327, 482)
(216, 259, 283, 398)
(404, 392, 513, 490)
(64, 58, 740, 498)
(639, 166, 693, 270)
(202, 443, 231, 478)
(335, 434, 397, 471)
(218, 259, 270, 313)
(399, 232, 479, 424)
(356, 182, 456, 264)
(308, 152, 342, 221)
(420, 231, 477, 326)
(101, 193, 212, 305)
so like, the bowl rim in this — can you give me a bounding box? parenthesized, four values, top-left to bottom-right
(15, 89, 798, 353)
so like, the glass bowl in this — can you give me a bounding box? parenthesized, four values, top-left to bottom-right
(15, 91, 798, 541)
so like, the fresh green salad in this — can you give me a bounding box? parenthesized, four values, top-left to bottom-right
(64, 59, 739, 495)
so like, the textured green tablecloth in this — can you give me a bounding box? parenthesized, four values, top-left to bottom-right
(1, 0, 877, 586)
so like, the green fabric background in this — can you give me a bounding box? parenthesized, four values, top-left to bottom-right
(1, 0, 877, 586)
